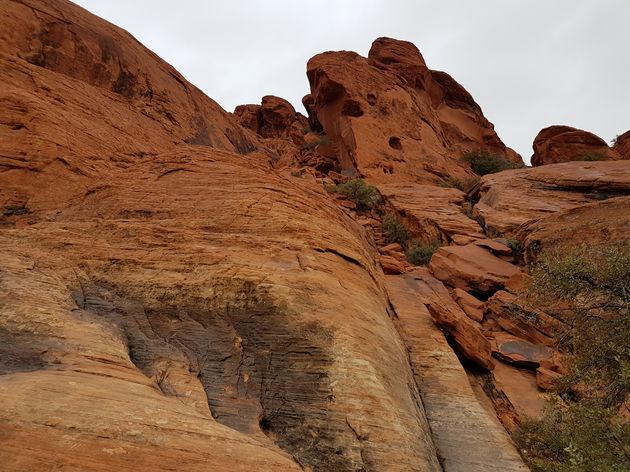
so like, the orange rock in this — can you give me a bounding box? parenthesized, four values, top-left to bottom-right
(612, 130, 630, 160)
(380, 254, 407, 274)
(0, 2, 451, 470)
(401, 269, 494, 370)
(379, 242, 403, 253)
(471, 161, 630, 236)
(378, 184, 484, 243)
(452, 288, 485, 322)
(484, 291, 565, 346)
(518, 196, 630, 264)
(428, 244, 521, 294)
(536, 366, 562, 390)
(304, 37, 521, 183)
(532, 125, 621, 166)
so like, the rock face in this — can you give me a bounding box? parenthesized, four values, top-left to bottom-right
(429, 244, 521, 295)
(378, 184, 484, 243)
(303, 37, 521, 183)
(1, 2, 447, 470)
(613, 130, 630, 159)
(531, 125, 621, 166)
(385, 272, 528, 471)
(1, 0, 627, 470)
(518, 196, 630, 263)
(234, 95, 307, 141)
(471, 161, 630, 235)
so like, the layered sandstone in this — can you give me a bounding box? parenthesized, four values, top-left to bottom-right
(0, 1, 446, 470)
(471, 161, 630, 235)
(531, 125, 621, 166)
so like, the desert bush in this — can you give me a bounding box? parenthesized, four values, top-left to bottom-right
(515, 400, 630, 472)
(326, 179, 381, 211)
(463, 150, 519, 175)
(405, 240, 439, 266)
(507, 238, 523, 257)
(528, 243, 630, 406)
(381, 213, 409, 245)
(515, 242, 630, 471)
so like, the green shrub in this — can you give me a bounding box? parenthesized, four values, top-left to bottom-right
(326, 179, 381, 211)
(405, 240, 439, 265)
(507, 238, 523, 257)
(515, 400, 630, 472)
(575, 152, 606, 162)
(381, 213, 408, 245)
(528, 243, 630, 406)
(516, 243, 630, 471)
(463, 150, 519, 175)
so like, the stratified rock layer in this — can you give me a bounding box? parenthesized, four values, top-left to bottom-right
(471, 161, 630, 235)
(531, 125, 621, 166)
(0, 1, 443, 470)
(386, 271, 528, 471)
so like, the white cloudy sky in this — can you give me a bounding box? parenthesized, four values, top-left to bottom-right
(74, 0, 629, 162)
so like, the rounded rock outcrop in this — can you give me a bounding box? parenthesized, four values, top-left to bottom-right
(531, 125, 621, 166)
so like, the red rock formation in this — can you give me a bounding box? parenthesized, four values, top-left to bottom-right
(303, 37, 522, 183)
(234, 95, 307, 141)
(428, 244, 522, 294)
(612, 129, 630, 160)
(1, 2, 448, 470)
(531, 125, 621, 166)
(518, 196, 630, 263)
(471, 161, 630, 235)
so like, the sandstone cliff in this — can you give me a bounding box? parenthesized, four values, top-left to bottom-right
(1, 1, 628, 471)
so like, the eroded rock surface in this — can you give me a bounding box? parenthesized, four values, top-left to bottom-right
(303, 37, 521, 183)
(0, 1, 444, 470)
(531, 125, 621, 166)
(385, 272, 528, 471)
(472, 161, 630, 235)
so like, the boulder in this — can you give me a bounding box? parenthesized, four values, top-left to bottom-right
(484, 291, 564, 346)
(380, 254, 408, 274)
(428, 244, 521, 294)
(531, 125, 621, 166)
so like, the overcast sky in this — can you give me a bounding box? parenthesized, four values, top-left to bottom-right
(74, 0, 629, 163)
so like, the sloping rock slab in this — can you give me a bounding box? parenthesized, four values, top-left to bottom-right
(429, 244, 521, 294)
(471, 161, 630, 236)
(385, 273, 528, 472)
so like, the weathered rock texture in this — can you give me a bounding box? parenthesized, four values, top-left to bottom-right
(386, 271, 528, 471)
(613, 130, 630, 159)
(471, 161, 630, 235)
(518, 196, 630, 263)
(0, 1, 446, 470)
(2, 1, 628, 470)
(303, 37, 522, 183)
(531, 125, 621, 166)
